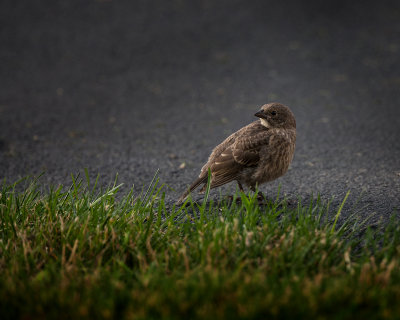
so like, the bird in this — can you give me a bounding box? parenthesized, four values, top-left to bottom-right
(176, 102, 296, 205)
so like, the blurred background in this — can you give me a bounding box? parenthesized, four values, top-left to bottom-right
(0, 0, 399, 218)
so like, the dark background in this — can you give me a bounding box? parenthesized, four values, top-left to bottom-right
(1, 0, 399, 221)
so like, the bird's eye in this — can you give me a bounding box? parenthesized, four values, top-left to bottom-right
(271, 111, 277, 116)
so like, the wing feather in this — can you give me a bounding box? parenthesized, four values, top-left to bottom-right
(196, 121, 271, 191)
(232, 130, 270, 166)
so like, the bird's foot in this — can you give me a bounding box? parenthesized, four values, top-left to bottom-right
(224, 194, 242, 204)
(256, 191, 265, 199)
(285, 198, 297, 207)
(224, 191, 267, 205)
(256, 191, 268, 204)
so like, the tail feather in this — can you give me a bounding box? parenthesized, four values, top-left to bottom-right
(176, 176, 207, 205)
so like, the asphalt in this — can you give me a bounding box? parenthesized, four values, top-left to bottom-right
(1, 0, 399, 223)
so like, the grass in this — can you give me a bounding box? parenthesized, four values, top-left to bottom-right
(0, 173, 400, 320)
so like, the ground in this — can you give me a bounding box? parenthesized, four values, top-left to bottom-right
(0, 0, 399, 223)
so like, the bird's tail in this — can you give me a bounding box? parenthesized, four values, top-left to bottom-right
(176, 175, 207, 205)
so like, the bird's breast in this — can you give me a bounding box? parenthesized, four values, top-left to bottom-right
(257, 130, 296, 183)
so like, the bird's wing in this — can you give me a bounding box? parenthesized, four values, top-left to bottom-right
(231, 130, 270, 166)
(199, 133, 238, 176)
(207, 147, 243, 188)
(204, 130, 270, 188)
(199, 121, 262, 176)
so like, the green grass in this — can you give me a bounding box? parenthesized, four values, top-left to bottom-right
(0, 173, 400, 320)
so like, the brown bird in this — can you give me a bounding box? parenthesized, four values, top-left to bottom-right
(177, 102, 296, 205)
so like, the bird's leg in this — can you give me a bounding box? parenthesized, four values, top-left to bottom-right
(237, 181, 245, 192)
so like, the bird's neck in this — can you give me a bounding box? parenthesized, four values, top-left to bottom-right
(260, 118, 270, 128)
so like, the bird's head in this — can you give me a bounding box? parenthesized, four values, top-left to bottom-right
(255, 103, 296, 129)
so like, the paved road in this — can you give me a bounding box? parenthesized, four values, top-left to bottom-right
(1, 0, 399, 222)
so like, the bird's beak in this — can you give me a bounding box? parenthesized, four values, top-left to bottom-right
(254, 111, 266, 119)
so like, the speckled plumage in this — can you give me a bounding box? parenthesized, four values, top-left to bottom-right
(177, 103, 296, 204)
